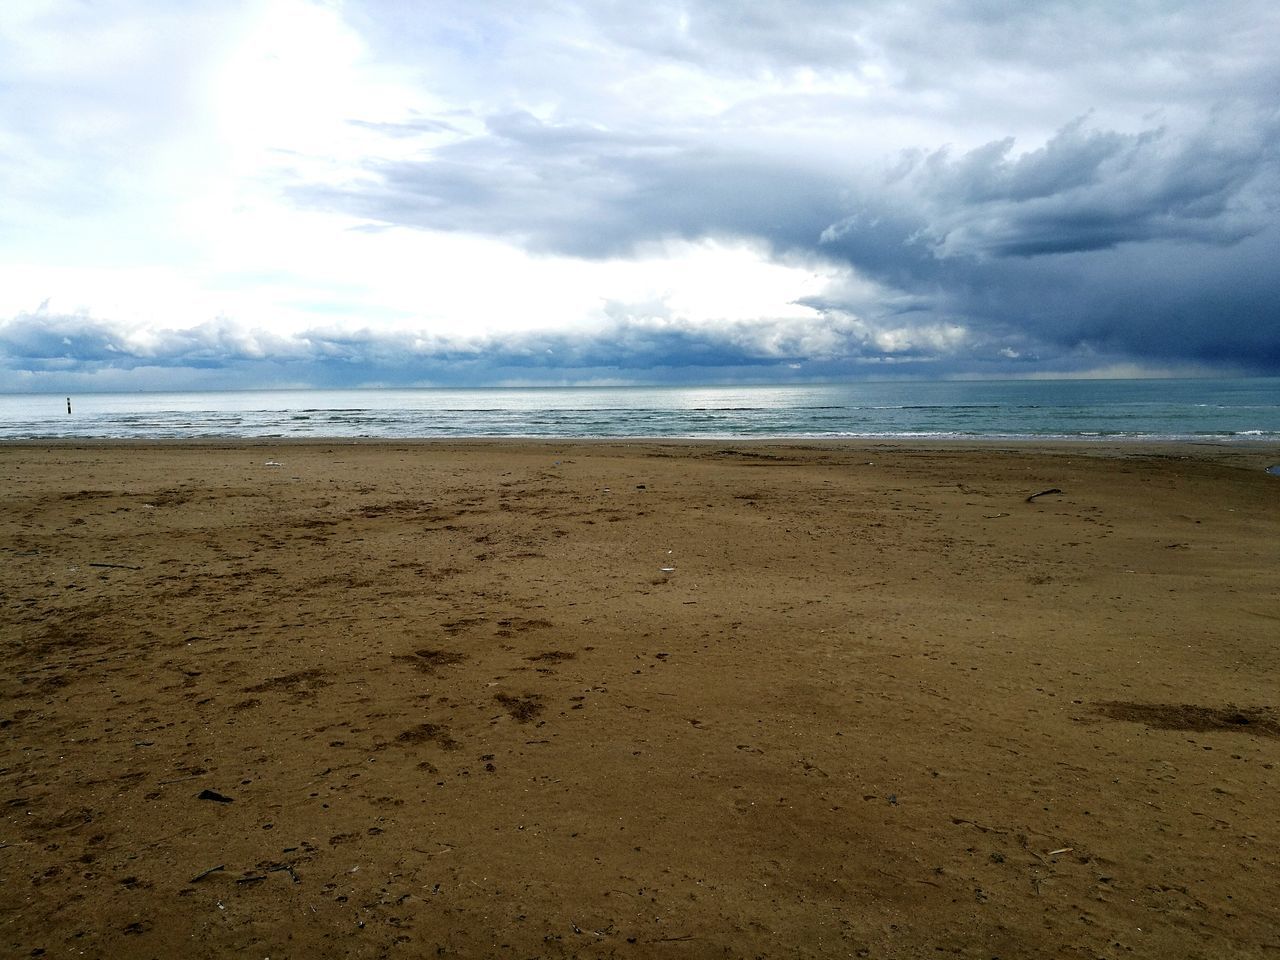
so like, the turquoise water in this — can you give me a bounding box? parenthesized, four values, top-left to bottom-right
(0, 379, 1277, 441)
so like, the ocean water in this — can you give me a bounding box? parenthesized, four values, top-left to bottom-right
(0, 379, 1277, 442)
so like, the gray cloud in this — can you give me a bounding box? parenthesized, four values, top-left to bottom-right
(292, 112, 846, 259)
(292, 96, 1280, 370)
(3, 303, 1075, 391)
(892, 114, 1277, 258)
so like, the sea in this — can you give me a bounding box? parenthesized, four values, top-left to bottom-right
(0, 378, 1277, 442)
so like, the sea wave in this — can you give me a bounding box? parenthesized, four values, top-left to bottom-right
(2, 380, 1277, 442)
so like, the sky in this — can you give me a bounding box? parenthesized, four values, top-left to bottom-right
(1, 0, 1278, 391)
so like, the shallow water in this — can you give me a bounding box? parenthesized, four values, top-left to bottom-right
(1, 378, 1277, 441)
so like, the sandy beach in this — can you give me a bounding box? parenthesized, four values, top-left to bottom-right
(1, 440, 1278, 958)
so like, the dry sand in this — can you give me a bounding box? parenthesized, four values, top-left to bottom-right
(1, 440, 1278, 959)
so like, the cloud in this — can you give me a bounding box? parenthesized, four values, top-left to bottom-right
(289, 98, 1280, 371)
(3, 0, 1280, 388)
(892, 113, 1278, 258)
(292, 117, 845, 259)
(1, 302, 1041, 390)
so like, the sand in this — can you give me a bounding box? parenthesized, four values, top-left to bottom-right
(1, 440, 1278, 958)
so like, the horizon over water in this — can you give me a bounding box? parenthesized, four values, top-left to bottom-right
(1, 378, 1278, 442)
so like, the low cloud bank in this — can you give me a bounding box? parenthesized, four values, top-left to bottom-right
(0, 305, 1244, 393)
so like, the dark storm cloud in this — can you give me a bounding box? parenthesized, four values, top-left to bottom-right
(300, 0, 1280, 373)
(294, 103, 1280, 370)
(893, 115, 1277, 258)
(811, 109, 1280, 366)
(943, 232, 1280, 366)
(839, 111, 1280, 365)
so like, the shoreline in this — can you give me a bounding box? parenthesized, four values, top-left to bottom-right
(5, 435, 1277, 474)
(3, 442, 1278, 957)
(3, 434, 1276, 448)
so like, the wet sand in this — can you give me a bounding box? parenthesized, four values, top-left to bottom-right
(2, 440, 1278, 958)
